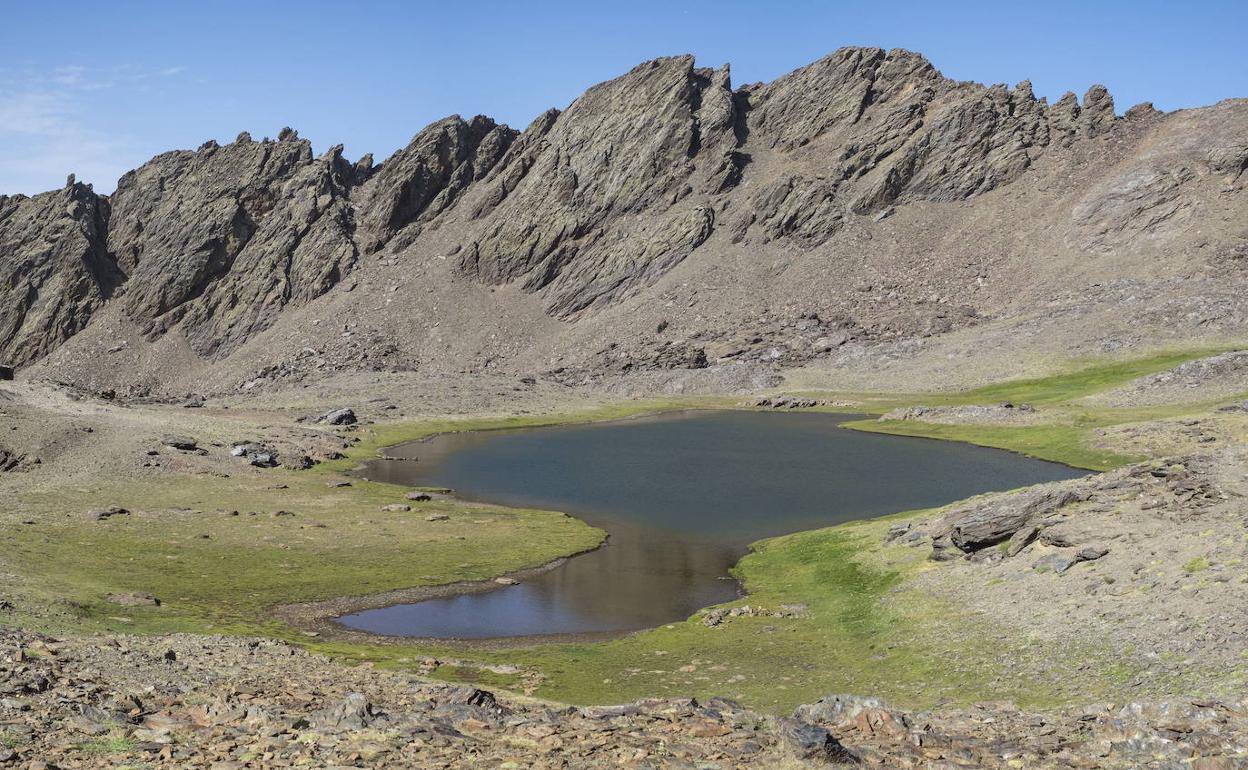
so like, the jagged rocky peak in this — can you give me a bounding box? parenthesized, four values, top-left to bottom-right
(1, 46, 1230, 378)
(749, 47, 943, 151)
(105, 128, 375, 357)
(354, 114, 517, 254)
(173, 138, 362, 358)
(456, 54, 739, 317)
(108, 133, 313, 328)
(731, 47, 1125, 245)
(0, 181, 119, 366)
(1081, 84, 1116, 137)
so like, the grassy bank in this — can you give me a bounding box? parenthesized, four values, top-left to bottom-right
(3, 347, 1242, 714)
(834, 347, 1245, 470)
(4, 472, 605, 638)
(306, 509, 1137, 713)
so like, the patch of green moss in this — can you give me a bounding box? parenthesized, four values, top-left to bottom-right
(1184, 557, 1211, 574)
(0, 731, 24, 749)
(74, 731, 138, 754)
(306, 509, 1138, 713)
(6, 471, 603, 637)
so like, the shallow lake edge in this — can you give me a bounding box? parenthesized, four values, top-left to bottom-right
(273, 405, 1089, 646)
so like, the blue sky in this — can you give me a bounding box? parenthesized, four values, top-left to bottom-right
(1, 0, 1244, 195)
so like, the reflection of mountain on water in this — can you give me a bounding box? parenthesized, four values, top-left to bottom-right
(340, 520, 742, 637)
(344, 410, 1084, 638)
(525, 521, 741, 628)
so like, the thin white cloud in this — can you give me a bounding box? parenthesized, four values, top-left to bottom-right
(51, 65, 87, 86)
(0, 64, 186, 194)
(0, 91, 74, 135)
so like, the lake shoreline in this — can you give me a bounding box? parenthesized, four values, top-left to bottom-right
(303, 407, 1082, 642)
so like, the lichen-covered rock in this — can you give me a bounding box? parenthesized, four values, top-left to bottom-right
(0, 181, 119, 366)
(354, 115, 515, 254)
(106, 133, 364, 357)
(457, 55, 740, 317)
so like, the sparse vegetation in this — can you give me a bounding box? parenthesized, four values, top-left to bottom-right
(0, 348, 1240, 714)
(74, 731, 138, 754)
(1184, 557, 1211, 573)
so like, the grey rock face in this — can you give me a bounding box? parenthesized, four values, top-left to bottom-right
(0, 182, 119, 366)
(1069, 99, 1247, 253)
(942, 487, 1082, 552)
(745, 47, 1054, 218)
(107, 134, 362, 357)
(354, 115, 516, 254)
(457, 56, 740, 317)
(5, 45, 1241, 379)
(173, 144, 361, 357)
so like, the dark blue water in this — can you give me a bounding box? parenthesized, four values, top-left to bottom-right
(341, 410, 1083, 638)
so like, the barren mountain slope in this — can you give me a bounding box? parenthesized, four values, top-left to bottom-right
(1, 48, 1244, 396)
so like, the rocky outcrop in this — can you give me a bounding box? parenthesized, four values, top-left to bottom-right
(0, 179, 119, 366)
(457, 56, 741, 317)
(175, 143, 362, 357)
(106, 131, 365, 356)
(742, 50, 1108, 229)
(4, 47, 1245, 378)
(1070, 98, 1248, 253)
(354, 115, 516, 254)
(939, 486, 1083, 552)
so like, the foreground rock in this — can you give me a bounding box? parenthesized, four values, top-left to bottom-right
(318, 407, 358, 426)
(2, 630, 1245, 769)
(890, 448, 1248, 698)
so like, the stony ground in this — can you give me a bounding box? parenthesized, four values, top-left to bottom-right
(5, 350, 1248, 767)
(5, 629, 1248, 769)
(891, 444, 1248, 696)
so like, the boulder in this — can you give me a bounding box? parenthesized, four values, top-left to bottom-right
(774, 717, 858, 763)
(249, 452, 277, 468)
(406, 492, 433, 502)
(88, 506, 129, 521)
(1077, 546, 1110, 563)
(281, 454, 313, 470)
(943, 488, 1081, 552)
(315, 693, 385, 731)
(794, 694, 889, 728)
(1036, 546, 1109, 575)
(319, 408, 357, 426)
(380, 504, 411, 512)
(159, 434, 198, 451)
(0, 365, 13, 381)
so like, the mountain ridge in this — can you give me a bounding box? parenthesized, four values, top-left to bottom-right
(2, 46, 1245, 395)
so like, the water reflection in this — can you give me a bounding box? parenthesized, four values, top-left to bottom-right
(340, 410, 1084, 638)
